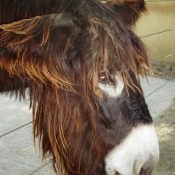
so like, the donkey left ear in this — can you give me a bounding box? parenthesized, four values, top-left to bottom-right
(105, 0, 146, 26)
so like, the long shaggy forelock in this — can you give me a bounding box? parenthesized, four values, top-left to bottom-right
(0, 0, 152, 174)
(74, 1, 151, 96)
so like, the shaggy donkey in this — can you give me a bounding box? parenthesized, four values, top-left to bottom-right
(0, 0, 159, 174)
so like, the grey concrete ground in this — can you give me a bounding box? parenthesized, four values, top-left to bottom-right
(0, 67, 175, 175)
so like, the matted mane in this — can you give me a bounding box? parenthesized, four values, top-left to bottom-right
(0, 0, 152, 174)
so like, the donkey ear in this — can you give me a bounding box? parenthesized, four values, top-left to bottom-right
(105, 0, 146, 26)
(0, 13, 81, 90)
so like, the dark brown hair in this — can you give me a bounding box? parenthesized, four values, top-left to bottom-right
(0, 0, 152, 174)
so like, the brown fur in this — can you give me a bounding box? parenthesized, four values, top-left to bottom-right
(106, 0, 147, 25)
(0, 0, 152, 174)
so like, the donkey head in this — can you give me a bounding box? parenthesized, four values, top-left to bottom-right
(0, 0, 159, 174)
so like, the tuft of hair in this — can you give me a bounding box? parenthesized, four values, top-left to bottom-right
(106, 0, 147, 26)
(0, 0, 152, 174)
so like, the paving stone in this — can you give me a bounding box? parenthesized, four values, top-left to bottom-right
(31, 163, 55, 175)
(0, 158, 34, 175)
(0, 94, 32, 136)
(0, 124, 45, 175)
(145, 80, 175, 119)
(151, 88, 175, 175)
(140, 76, 169, 97)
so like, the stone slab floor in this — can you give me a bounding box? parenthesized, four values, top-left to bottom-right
(0, 62, 175, 175)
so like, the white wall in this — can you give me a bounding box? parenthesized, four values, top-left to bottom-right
(134, 1, 175, 63)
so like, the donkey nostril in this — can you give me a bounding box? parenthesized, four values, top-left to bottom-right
(115, 170, 120, 175)
(139, 167, 146, 175)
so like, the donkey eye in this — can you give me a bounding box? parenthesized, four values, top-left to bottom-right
(98, 72, 116, 86)
(99, 72, 107, 82)
(99, 75, 107, 82)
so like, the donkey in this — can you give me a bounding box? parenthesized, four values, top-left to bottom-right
(0, 0, 159, 174)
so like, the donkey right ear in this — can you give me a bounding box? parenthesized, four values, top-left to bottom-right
(0, 13, 81, 89)
(105, 0, 146, 26)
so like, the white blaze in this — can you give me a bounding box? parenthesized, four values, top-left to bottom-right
(98, 74, 124, 98)
(105, 124, 159, 175)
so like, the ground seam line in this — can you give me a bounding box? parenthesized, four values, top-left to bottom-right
(27, 160, 52, 175)
(145, 80, 171, 98)
(0, 121, 32, 138)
